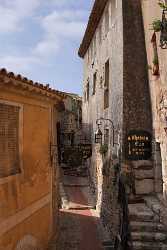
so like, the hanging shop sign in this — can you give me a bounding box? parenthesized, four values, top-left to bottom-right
(78, 144, 92, 159)
(126, 130, 152, 161)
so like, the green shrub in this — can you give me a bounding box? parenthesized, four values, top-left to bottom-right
(158, 1, 167, 10)
(99, 144, 108, 155)
(152, 19, 162, 32)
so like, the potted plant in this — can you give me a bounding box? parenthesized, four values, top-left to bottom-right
(158, 1, 167, 11)
(152, 19, 162, 32)
(152, 54, 159, 75)
(151, 1, 167, 33)
(99, 144, 108, 155)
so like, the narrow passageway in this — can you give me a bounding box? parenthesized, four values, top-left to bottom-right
(56, 174, 104, 250)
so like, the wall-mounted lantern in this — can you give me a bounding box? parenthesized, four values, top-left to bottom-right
(94, 117, 115, 147)
(94, 125, 103, 144)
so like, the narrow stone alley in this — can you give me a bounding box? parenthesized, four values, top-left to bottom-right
(48, 173, 111, 250)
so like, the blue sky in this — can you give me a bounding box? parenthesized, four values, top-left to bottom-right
(0, 0, 94, 94)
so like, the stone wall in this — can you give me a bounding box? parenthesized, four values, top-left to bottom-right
(82, 0, 123, 238)
(122, 0, 153, 142)
(141, 0, 166, 198)
(81, 0, 164, 238)
(122, 0, 155, 197)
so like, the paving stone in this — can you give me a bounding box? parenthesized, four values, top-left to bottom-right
(49, 176, 104, 250)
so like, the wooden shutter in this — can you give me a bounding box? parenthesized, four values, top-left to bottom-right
(0, 103, 20, 178)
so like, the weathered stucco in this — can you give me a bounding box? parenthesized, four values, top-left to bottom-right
(0, 78, 61, 249)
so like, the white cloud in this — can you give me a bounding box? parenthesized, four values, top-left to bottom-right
(32, 9, 87, 57)
(0, 55, 40, 73)
(41, 10, 87, 38)
(43, 0, 76, 7)
(0, 7, 19, 32)
(33, 37, 59, 57)
(0, 1, 89, 76)
(12, 0, 40, 16)
(0, 0, 40, 33)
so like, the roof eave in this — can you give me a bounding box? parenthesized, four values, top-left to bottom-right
(78, 0, 108, 58)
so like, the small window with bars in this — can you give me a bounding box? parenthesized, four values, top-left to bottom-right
(99, 23, 102, 44)
(0, 102, 21, 178)
(92, 72, 97, 95)
(104, 59, 110, 109)
(86, 80, 90, 102)
(105, 8, 110, 34)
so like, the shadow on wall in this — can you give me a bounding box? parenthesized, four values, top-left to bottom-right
(99, 153, 120, 238)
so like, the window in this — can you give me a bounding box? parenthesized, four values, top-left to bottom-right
(92, 72, 97, 95)
(94, 35, 96, 55)
(0, 103, 21, 178)
(104, 60, 110, 109)
(99, 23, 102, 44)
(88, 49, 90, 64)
(90, 42, 93, 60)
(105, 9, 109, 34)
(86, 80, 90, 102)
(84, 91, 87, 103)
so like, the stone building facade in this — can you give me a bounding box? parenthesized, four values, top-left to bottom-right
(141, 0, 167, 200)
(79, 0, 165, 244)
(59, 93, 82, 147)
(79, 0, 123, 237)
(0, 68, 64, 250)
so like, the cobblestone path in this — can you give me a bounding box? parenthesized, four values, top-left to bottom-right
(55, 176, 105, 250)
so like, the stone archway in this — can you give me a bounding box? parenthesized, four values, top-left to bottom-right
(15, 235, 42, 250)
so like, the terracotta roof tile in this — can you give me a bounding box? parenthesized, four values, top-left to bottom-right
(0, 68, 65, 99)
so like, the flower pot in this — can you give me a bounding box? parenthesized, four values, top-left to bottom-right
(152, 64, 159, 75)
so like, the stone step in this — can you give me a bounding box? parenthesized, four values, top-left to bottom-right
(103, 248, 114, 250)
(131, 232, 167, 242)
(131, 241, 167, 250)
(144, 196, 162, 214)
(129, 212, 159, 222)
(130, 221, 166, 232)
(102, 241, 114, 250)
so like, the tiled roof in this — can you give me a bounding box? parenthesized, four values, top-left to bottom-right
(0, 68, 65, 99)
(63, 92, 82, 101)
(78, 0, 108, 58)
